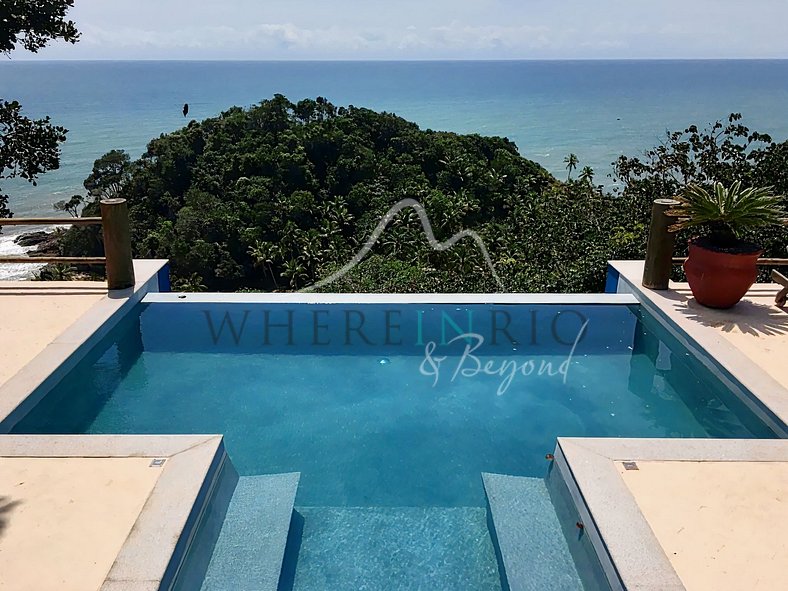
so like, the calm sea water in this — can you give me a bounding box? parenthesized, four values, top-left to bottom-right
(2, 60, 788, 277)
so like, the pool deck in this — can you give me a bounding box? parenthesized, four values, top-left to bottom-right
(555, 438, 788, 591)
(0, 435, 226, 591)
(0, 260, 188, 590)
(0, 456, 162, 591)
(0, 281, 107, 388)
(598, 262, 788, 590)
(619, 459, 788, 591)
(1, 259, 786, 591)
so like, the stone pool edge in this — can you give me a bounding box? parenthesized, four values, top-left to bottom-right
(553, 437, 788, 591)
(0, 434, 227, 591)
(142, 292, 640, 304)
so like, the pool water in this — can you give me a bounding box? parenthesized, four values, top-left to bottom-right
(12, 302, 775, 589)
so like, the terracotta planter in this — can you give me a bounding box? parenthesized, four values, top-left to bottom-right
(683, 240, 762, 309)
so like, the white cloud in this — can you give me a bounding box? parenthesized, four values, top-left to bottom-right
(14, 0, 788, 59)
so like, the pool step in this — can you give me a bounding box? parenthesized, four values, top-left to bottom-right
(286, 506, 502, 591)
(199, 473, 300, 591)
(482, 473, 584, 591)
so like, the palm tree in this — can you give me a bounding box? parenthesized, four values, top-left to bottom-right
(579, 166, 594, 185)
(564, 153, 579, 181)
(172, 273, 207, 292)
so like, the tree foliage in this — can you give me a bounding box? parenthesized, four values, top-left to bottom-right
(0, 0, 78, 218)
(53, 193, 83, 217)
(62, 95, 650, 292)
(0, 100, 68, 216)
(564, 153, 579, 181)
(614, 112, 788, 262)
(62, 99, 788, 292)
(0, 0, 79, 54)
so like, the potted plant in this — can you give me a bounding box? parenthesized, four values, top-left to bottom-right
(668, 181, 787, 309)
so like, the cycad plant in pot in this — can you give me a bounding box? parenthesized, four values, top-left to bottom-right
(668, 181, 787, 309)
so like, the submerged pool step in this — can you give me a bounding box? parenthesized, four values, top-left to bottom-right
(199, 473, 300, 591)
(287, 506, 502, 591)
(482, 473, 584, 591)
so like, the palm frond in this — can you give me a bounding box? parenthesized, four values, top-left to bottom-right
(667, 182, 787, 236)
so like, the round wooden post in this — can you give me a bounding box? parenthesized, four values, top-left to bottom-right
(642, 198, 680, 290)
(100, 198, 135, 290)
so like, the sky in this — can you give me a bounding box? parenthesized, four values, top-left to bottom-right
(15, 0, 788, 60)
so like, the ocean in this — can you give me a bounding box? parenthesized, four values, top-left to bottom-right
(2, 60, 788, 278)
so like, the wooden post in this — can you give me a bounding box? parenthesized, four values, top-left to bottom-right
(642, 198, 680, 290)
(101, 198, 135, 290)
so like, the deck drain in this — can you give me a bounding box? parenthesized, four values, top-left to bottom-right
(622, 461, 639, 471)
(149, 458, 167, 467)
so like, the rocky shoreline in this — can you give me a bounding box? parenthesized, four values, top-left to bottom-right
(11, 230, 99, 281)
(14, 230, 61, 256)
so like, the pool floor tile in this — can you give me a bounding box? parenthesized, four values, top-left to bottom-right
(288, 506, 502, 591)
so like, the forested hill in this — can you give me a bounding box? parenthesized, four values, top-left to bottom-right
(58, 97, 788, 292)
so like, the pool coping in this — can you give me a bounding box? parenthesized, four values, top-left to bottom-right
(0, 434, 226, 591)
(143, 292, 640, 305)
(0, 260, 168, 432)
(553, 437, 788, 591)
(610, 260, 788, 437)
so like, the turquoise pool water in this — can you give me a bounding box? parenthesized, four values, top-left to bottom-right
(12, 302, 775, 589)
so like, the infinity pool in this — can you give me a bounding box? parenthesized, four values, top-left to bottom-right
(12, 301, 774, 589)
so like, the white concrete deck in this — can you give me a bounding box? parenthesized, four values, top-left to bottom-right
(619, 459, 788, 591)
(556, 438, 788, 591)
(0, 457, 161, 591)
(0, 435, 226, 591)
(0, 281, 107, 387)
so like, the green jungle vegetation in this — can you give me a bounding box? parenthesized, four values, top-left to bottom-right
(43, 98, 788, 292)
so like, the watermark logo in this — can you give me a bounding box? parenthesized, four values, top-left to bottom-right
(194, 197, 591, 395)
(193, 306, 591, 395)
(300, 198, 506, 292)
(419, 319, 589, 396)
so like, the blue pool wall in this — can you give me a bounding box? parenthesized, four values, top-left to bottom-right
(604, 265, 621, 294)
(546, 462, 614, 591)
(157, 262, 172, 292)
(137, 302, 639, 356)
(484, 497, 510, 591)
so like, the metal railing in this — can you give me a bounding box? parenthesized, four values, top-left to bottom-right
(0, 198, 135, 290)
